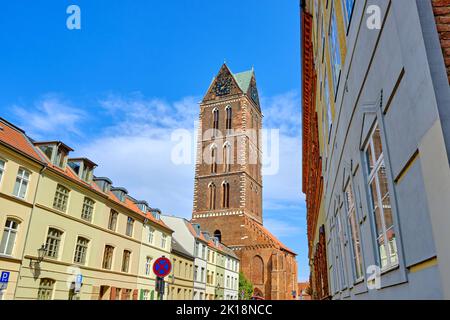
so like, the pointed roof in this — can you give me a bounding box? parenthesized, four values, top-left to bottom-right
(232, 69, 254, 92)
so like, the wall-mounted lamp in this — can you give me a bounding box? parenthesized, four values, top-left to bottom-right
(29, 244, 46, 267)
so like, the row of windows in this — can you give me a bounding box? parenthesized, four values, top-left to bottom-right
(328, 123, 399, 293)
(50, 184, 170, 249)
(0, 160, 31, 200)
(194, 265, 206, 283)
(170, 287, 193, 300)
(315, 0, 356, 156)
(208, 181, 230, 210)
(172, 258, 194, 280)
(0, 221, 163, 277)
(52, 184, 139, 238)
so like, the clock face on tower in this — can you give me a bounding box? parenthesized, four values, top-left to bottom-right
(214, 75, 232, 96)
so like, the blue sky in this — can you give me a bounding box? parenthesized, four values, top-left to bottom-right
(0, 0, 307, 281)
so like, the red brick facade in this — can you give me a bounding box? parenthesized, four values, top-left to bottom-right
(432, 0, 450, 83)
(192, 64, 298, 300)
(301, 10, 329, 300)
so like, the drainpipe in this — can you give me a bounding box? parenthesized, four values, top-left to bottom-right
(12, 165, 47, 299)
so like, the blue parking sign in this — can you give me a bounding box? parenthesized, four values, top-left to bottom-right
(0, 271, 10, 283)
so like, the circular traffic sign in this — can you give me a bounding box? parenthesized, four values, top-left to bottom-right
(153, 256, 172, 278)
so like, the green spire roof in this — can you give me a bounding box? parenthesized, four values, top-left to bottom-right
(232, 70, 254, 92)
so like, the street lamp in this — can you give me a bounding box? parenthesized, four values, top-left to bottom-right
(30, 244, 46, 267)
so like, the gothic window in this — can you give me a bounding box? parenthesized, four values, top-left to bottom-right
(225, 106, 232, 131)
(211, 146, 217, 174)
(208, 183, 216, 210)
(213, 108, 219, 136)
(214, 230, 222, 243)
(223, 143, 231, 173)
(251, 255, 264, 285)
(222, 181, 230, 209)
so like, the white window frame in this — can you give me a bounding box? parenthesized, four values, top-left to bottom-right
(0, 218, 19, 256)
(161, 233, 167, 249)
(345, 182, 364, 282)
(145, 256, 152, 276)
(0, 159, 5, 184)
(13, 168, 30, 199)
(148, 227, 155, 244)
(341, 0, 356, 31)
(365, 123, 399, 271)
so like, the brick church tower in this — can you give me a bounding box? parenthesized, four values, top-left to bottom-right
(192, 64, 298, 300)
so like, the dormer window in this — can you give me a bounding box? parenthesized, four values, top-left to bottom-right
(35, 141, 73, 169)
(68, 158, 97, 183)
(111, 187, 128, 202)
(136, 201, 149, 213)
(150, 208, 161, 220)
(93, 177, 112, 194)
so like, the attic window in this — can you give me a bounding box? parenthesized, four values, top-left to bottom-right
(38, 145, 55, 161)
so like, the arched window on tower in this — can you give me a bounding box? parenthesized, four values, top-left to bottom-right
(225, 106, 232, 131)
(251, 255, 264, 285)
(214, 230, 222, 242)
(208, 182, 216, 210)
(211, 145, 217, 174)
(223, 142, 231, 173)
(213, 108, 219, 136)
(222, 181, 230, 209)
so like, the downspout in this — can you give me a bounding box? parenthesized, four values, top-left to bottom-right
(13, 165, 47, 299)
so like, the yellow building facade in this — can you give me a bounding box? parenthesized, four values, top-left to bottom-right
(169, 239, 194, 300)
(0, 118, 174, 300)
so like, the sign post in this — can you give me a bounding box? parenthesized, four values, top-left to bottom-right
(152, 256, 172, 301)
(0, 271, 10, 299)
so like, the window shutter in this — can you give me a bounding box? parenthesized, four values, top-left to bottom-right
(150, 290, 154, 300)
(133, 289, 138, 300)
(140, 289, 144, 300)
(110, 287, 116, 300)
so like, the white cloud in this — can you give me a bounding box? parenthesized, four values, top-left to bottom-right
(264, 218, 304, 238)
(12, 95, 87, 140)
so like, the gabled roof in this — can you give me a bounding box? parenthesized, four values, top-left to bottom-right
(0, 117, 172, 233)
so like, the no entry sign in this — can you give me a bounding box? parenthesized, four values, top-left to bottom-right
(153, 256, 172, 278)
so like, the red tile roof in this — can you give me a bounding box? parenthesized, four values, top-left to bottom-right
(0, 117, 171, 232)
(246, 216, 297, 255)
(185, 220, 208, 242)
(0, 118, 43, 162)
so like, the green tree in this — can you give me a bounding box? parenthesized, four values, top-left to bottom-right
(238, 272, 253, 300)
